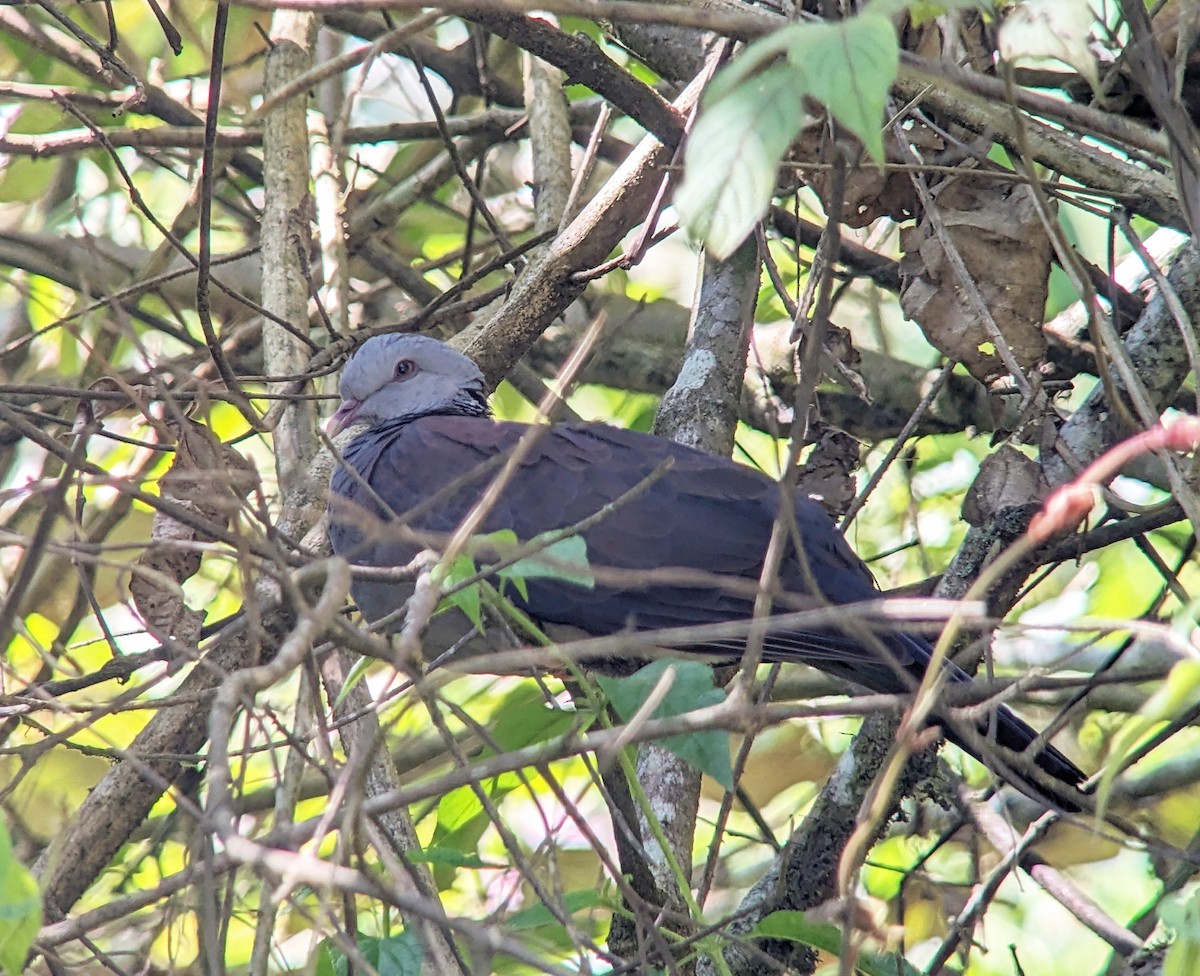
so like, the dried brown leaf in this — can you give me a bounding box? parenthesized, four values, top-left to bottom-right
(899, 178, 1052, 384)
(796, 427, 861, 517)
(72, 376, 158, 433)
(823, 322, 872, 403)
(795, 121, 920, 227)
(961, 443, 1048, 527)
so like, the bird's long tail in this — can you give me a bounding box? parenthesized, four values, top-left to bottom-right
(940, 704, 1086, 810)
(749, 626, 1088, 808)
(892, 634, 1087, 808)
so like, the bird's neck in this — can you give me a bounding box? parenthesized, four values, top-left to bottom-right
(452, 384, 491, 418)
(349, 394, 492, 449)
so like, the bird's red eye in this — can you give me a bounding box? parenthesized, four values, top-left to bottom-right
(394, 359, 416, 379)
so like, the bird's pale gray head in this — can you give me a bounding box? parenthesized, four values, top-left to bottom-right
(329, 334, 489, 434)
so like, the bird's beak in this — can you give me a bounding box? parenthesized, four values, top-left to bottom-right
(326, 397, 362, 437)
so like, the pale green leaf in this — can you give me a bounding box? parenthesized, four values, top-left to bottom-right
(321, 932, 423, 976)
(489, 684, 578, 751)
(438, 552, 482, 630)
(703, 23, 808, 104)
(678, 11, 899, 257)
(470, 528, 519, 553)
(1162, 889, 1200, 976)
(997, 0, 1101, 91)
(754, 911, 921, 976)
(676, 63, 809, 258)
(1096, 659, 1200, 820)
(0, 819, 41, 976)
(333, 654, 372, 709)
(409, 847, 498, 869)
(598, 660, 733, 789)
(786, 13, 898, 162)
(506, 890, 604, 931)
(868, 0, 984, 24)
(501, 533, 595, 589)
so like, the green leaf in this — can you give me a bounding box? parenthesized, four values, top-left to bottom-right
(438, 552, 482, 630)
(315, 940, 340, 976)
(500, 534, 595, 589)
(1162, 889, 1200, 976)
(506, 890, 605, 931)
(1096, 659, 1200, 819)
(905, 1, 944, 24)
(703, 24, 809, 104)
(409, 846, 499, 869)
(861, 835, 918, 901)
(436, 773, 520, 849)
(785, 13, 898, 163)
(754, 909, 843, 951)
(471, 528, 519, 553)
(333, 654, 372, 709)
(501, 570, 529, 602)
(675, 62, 808, 259)
(0, 818, 41, 976)
(431, 775, 521, 887)
(489, 684, 578, 752)
(753, 911, 920, 976)
(433, 784, 487, 838)
(320, 931, 424, 976)
(597, 660, 733, 789)
(677, 11, 899, 257)
(369, 931, 427, 974)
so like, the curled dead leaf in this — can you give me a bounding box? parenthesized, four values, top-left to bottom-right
(73, 377, 158, 434)
(823, 323, 872, 404)
(961, 444, 1049, 527)
(796, 427, 861, 518)
(793, 123, 920, 228)
(900, 179, 1052, 385)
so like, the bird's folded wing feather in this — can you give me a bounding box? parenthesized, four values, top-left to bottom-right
(330, 416, 933, 679)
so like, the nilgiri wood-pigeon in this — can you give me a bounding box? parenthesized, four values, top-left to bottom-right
(327, 334, 1086, 804)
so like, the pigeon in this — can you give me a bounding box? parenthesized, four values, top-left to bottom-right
(327, 333, 1086, 804)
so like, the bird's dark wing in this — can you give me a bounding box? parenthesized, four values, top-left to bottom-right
(329, 415, 1085, 798)
(332, 416, 922, 679)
